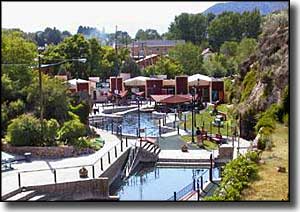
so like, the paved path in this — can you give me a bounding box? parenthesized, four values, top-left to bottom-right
(1, 128, 135, 197)
(159, 150, 215, 160)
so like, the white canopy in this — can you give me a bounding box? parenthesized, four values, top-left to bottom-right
(123, 76, 151, 87)
(188, 74, 222, 86)
(68, 79, 90, 86)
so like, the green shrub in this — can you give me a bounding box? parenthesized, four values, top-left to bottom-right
(241, 70, 256, 102)
(58, 119, 86, 145)
(69, 101, 90, 124)
(43, 119, 60, 146)
(257, 137, 266, 150)
(67, 111, 80, 121)
(255, 104, 281, 134)
(8, 99, 25, 117)
(6, 114, 42, 146)
(74, 136, 90, 149)
(204, 152, 258, 201)
(245, 151, 261, 163)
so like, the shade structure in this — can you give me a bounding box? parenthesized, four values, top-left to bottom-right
(188, 74, 222, 86)
(151, 95, 193, 104)
(123, 76, 151, 87)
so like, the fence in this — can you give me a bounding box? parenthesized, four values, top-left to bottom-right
(167, 167, 220, 201)
(15, 137, 130, 189)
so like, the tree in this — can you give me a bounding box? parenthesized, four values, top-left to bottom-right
(236, 38, 257, 64)
(240, 9, 261, 39)
(107, 30, 131, 46)
(203, 53, 227, 77)
(220, 41, 239, 57)
(167, 13, 211, 45)
(208, 12, 242, 50)
(1, 30, 36, 102)
(26, 73, 70, 123)
(143, 57, 183, 79)
(58, 34, 90, 79)
(135, 29, 162, 40)
(168, 42, 204, 75)
(168, 13, 192, 41)
(88, 38, 102, 77)
(34, 27, 72, 46)
(120, 58, 141, 77)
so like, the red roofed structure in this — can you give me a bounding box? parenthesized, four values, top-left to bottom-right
(151, 95, 193, 105)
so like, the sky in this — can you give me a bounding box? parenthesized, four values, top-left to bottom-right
(1, 1, 219, 37)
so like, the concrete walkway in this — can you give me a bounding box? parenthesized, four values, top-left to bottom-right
(1, 128, 135, 197)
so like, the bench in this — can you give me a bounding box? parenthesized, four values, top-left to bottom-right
(211, 134, 223, 145)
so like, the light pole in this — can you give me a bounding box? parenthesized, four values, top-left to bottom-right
(38, 47, 44, 141)
(137, 96, 141, 138)
(114, 25, 118, 97)
(37, 47, 86, 141)
(191, 88, 196, 143)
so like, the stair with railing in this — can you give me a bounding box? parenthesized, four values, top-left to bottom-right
(121, 139, 161, 179)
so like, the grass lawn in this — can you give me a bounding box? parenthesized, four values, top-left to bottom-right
(180, 135, 218, 151)
(181, 104, 237, 137)
(241, 124, 289, 200)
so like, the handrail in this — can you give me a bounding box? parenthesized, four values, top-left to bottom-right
(167, 168, 218, 201)
(17, 137, 130, 177)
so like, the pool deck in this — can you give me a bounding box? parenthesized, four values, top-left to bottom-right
(1, 128, 136, 197)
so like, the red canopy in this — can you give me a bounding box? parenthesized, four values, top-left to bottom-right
(151, 95, 193, 104)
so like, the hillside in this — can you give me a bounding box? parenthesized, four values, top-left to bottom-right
(234, 10, 289, 140)
(203, 1, 288, 15)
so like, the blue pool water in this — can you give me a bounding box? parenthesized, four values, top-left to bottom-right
(111, 165, 219, 201)
(121, 112, 161, 136)
(97, 112, 171, 137)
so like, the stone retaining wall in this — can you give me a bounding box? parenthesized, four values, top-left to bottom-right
(2, 143, 95, 159)
(26, 178, 111, 200)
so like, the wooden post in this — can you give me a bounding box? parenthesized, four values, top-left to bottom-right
(18, 172, 21, 188)
(108, 151, 111, 164)
(174, 192, 177, 201)
(209, 154, 213, 182)
(92, 165, 95, 179)
(100, 158, 103, 171)
(53, 169, 57, 183)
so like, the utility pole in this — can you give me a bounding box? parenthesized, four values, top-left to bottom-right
(38, 53, 43, 142)
(115, 25, 118, 95)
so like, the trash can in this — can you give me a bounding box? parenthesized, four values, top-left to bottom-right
(24, 152, 32, 162)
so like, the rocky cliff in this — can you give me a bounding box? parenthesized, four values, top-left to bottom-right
(237, 10, 289, 139)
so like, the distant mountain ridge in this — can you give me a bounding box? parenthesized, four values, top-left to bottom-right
(203, 1, 288, 15)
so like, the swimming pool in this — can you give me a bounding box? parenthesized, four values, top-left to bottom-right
(94, 112, 172, 137)
(110, 165, 219, 201)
